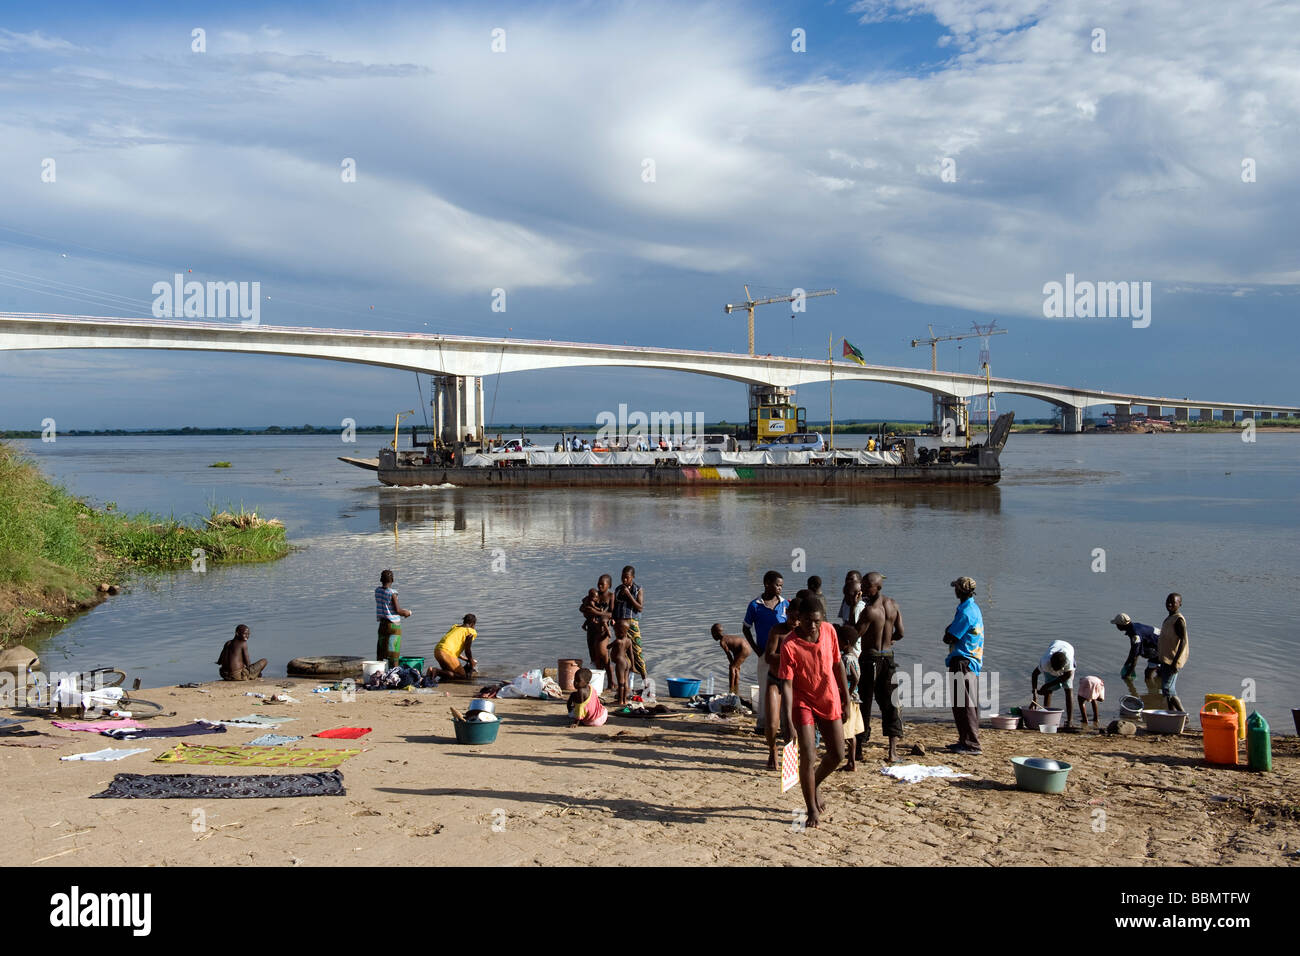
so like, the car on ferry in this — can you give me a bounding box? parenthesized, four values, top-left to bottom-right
(753, 432, 826, 451)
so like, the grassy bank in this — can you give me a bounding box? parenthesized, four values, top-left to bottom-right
(0, 440, 289, 646)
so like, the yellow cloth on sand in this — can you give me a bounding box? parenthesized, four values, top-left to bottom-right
(436, 625, 477, 659)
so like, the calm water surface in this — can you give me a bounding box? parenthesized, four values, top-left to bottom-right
(16, 432, 1300, 724)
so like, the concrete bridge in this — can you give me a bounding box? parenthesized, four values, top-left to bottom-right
(0, 312, 1295, 436)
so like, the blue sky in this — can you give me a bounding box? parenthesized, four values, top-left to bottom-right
(1, 0, 1296, 428)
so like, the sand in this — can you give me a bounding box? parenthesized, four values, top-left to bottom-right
(2, 679, 1297, 867)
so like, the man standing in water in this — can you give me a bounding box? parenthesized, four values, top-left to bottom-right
(855, 571, 904, 763)
(374, 569, 412, 669)
(943, 576, 984, 755)
(1158, 592, 1190, 712)
(1112, 612, 1161, 696)
(613, 566, 647, 683)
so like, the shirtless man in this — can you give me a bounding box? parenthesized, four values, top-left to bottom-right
(855, 572, 905, 762)
(710, 623, 751, 695)
(581, 577, 615, 686)
(217, 624, 268, 681)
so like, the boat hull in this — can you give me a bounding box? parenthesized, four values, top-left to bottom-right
(377, 463, 1000, 487)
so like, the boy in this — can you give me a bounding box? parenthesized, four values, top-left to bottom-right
(1031, 639, 1076, 729)
(710, 623, 751, 695)
(432, 614, 478, 680)
(567, 668, 608, 727)
(778, 596, 849, 829)
(608, 619, 633, 706)
(806, 575, 828, 620)
(1112, 612, 1160, 695)
(761, 596, 800, 770)
(836, 624, 865, 770)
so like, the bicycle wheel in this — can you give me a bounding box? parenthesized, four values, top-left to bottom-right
(81, 668, 126, 689)
(116, 696, 164, 717)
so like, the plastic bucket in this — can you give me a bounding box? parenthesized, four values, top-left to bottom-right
(453, 716, 503, 745)
(361, 660, 386, 680)
(1205, 694, 1247, 741)
(398, 656, 425, 672)
(1119, 696, 1144, 719)
(1020, 707, 1064, 731)
(1200, 702, 1239, 765)
(1011, 756, 1072, 794)
(666, 677, 701, 698)
(587, 670, 606, 694)
(1143, 710, 1188, 734)
(557, 659, 582, 692)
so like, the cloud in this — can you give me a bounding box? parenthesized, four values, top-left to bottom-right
(0, 29, 81, 53)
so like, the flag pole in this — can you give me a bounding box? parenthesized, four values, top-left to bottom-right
(828, 335, 834, 451)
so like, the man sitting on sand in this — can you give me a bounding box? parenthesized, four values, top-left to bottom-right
(711, 623, 750, 695)
(432, 614, 478, 680)
(1031, 639, 1076, 729)
(1112, 612, 1160, 696)
(217, 625, 267, 681)
(567, 668, 608, 727)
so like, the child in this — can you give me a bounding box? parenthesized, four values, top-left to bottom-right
(608, 619, 633, 706)
(432, 614, 478, 680)
(567, 668, 608, 727)
(581, 588, 611, 678)
(1076, 675, 1105, 727)
(836, 624, 865, 769)
(710, 623, 751, 695)
(762, 608, 798, 771)
(778, 595, 849, 829)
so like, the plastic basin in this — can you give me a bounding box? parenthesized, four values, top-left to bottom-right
(1011, 756, 1072, 794)
(990, 715, 1020, 730)
(361, 660, 386, 680)
(666, 678, 701, 698)
(1020, 707, 1064, 731)
(1143, 709, 1188, 734)
(453, 716, 503, 745)
(1119, 696, 1144, 719)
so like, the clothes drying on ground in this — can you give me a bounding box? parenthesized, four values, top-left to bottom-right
(91, 769, 347, 799)
(247, 733, 304, 747)
(51, 718, 145, 733)
(102, 720, 227, 740)
(880, 764, 972, 784)
(210, 714, 298, 728)
(60, 747, 151, 762)
(312, 727, 372, 739)
(153, 743, 360, 769)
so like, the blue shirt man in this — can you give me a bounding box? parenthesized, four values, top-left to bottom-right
(744, 595, 789, 654)
(944, 596, 984, 674)
(944, 575, 984, 754)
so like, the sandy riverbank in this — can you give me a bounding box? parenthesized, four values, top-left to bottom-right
(2, 678, 1296, 867)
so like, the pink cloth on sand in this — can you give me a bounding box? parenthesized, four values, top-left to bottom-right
(1077, 675, 1105, 702)
(52, 718, 146, 732)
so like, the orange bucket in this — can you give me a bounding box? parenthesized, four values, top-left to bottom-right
(1200, 701, 1239, 766)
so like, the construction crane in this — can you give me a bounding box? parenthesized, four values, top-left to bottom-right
(910, 323, 1007, 371)
(724, 285, 837, 356)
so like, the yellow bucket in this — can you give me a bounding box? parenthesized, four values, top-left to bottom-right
(1205, 694, 1247, 740)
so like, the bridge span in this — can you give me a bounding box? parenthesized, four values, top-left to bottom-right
(0, 312, 1295, 436)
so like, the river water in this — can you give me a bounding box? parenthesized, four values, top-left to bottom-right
(15, 431, 1300, 725)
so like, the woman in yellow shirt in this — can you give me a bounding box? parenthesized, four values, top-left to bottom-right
(433, 614, 478, 679)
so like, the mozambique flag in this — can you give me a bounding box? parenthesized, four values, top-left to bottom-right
(842, 338, 866, 366)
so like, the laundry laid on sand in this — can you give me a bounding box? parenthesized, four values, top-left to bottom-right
(880, 764, 973, 784)
(248, 733, 304, 747)
(91, 769, 347, 799)
(102, 720, 227, 740)
(153, 742, 361, 769)
(210, 714, 298, 728)
(312, 726, 372, 739)
(51, 718, 146, 733)
(60, 747, 152, 762)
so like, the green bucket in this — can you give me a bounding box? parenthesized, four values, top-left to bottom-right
(1010, 756, 1072, 794)
(398, 656, 425, 671)
(453, 717, 502, 745)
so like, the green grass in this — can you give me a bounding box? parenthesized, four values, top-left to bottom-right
(208, 461, 232, 468)
(0, 440, 288, 645)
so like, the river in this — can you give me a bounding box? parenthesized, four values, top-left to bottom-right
(15, 430, 1300, 725)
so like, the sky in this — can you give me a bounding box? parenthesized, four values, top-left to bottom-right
(0, 0, 1297, 428)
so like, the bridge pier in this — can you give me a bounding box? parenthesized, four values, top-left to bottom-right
(1147, 405, 1162, 419)
(1061, 406, 1084, 433)
(1174, 407, 1188, 421)
(1220, 408, 1235, 422)
(432, 374, 483, 445)
(1199, 407, 1214, 421)
(936, 396, 969, 436)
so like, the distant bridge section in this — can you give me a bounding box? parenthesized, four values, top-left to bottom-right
(0, 313, 1295, 435)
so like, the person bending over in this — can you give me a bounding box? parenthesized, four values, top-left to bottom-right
(433, 614, 478, 680)
(711, 623, 750, 696)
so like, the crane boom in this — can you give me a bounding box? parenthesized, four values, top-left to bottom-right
(724, 285, 837, 356)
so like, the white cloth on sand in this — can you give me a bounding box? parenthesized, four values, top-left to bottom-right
(60, 747, 151, 762)
(880, 763, 972, 784)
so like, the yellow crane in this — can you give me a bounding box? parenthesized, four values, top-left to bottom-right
(724, 285, 837, 356)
